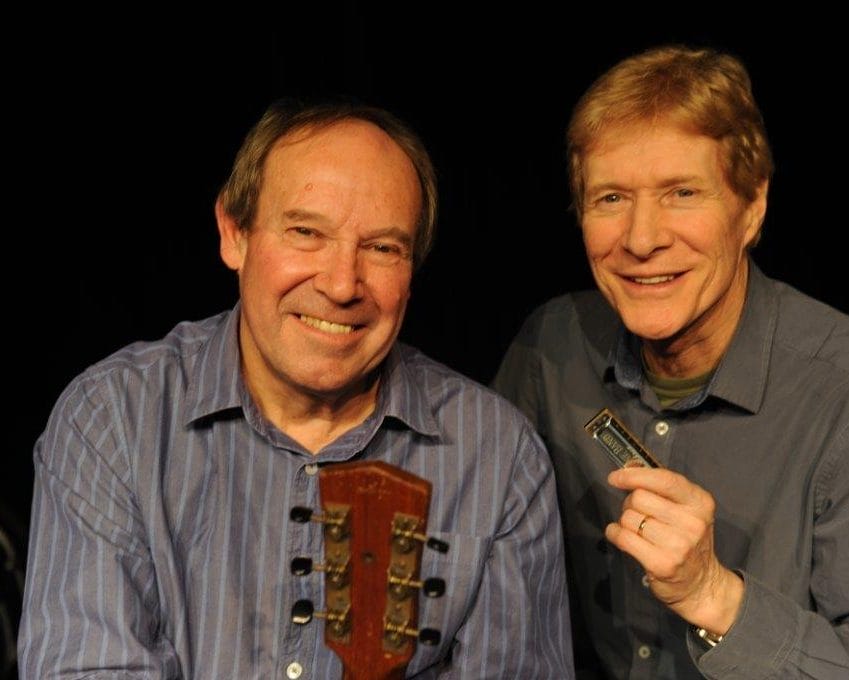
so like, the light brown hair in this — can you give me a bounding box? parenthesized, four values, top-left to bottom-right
(568, 45, 773, 235)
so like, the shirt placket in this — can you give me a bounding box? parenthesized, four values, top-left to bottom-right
(280, 459, 325, 679)
(633, 413, 680, 678)
(612, 408, 671, 678)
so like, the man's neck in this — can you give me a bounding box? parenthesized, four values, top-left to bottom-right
(246, 372, 381, 454)
(641, 336, 725, 379)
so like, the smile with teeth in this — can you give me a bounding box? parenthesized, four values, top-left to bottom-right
(630, 274, 677, 284)
(299, 314, 356, 334)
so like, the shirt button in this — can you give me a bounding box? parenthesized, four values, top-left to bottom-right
(286, 661, 304, 678)
(654, 421, 669, 436)
(641, 574, 651, 587)
(304, 463, 319, 476)
(638, 645, 652, 659)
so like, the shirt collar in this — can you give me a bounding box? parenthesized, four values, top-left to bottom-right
(709, 262, 776, 413)
(183, 305, 440, 436)
(372, 343, 441, 437)
(610, 260, 777, 414)
(184, 303, 244, 425)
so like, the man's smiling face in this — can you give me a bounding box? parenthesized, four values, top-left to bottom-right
(580, 122, 765, 350)
(218, 118, 421, 405)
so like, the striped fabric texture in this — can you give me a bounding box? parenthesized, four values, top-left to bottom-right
(19, 306, 574, 679)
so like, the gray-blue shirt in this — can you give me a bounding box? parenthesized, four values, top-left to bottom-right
(493, 263, 849, 679)
(19, 305, 574, 679)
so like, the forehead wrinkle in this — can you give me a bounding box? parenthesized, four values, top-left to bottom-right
(587, 130, 723, 191)
(263, 120, 421, 239)
(282, 208, 329, 223)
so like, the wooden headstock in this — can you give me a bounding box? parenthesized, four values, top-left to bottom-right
(291, 461, 448, 680)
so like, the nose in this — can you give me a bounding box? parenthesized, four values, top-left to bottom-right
(622, 198, 672, 258)
(313, 241, 364, 303)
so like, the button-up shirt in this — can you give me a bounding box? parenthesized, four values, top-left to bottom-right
(493, 262, 849, 679)
(19, 305, 574, 679)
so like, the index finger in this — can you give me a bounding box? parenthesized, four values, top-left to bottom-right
(607, 467, 701, 504)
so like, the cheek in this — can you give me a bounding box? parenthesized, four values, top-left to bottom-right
(239, 255, 276, 296)
(699, 215, 748, 264)
(582, 221, 618, 261)
(371, 272, 412, 316)
(243, 245, 316, 296)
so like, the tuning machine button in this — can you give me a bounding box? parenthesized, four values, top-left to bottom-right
(387, 565, 446, 600)
(426, 537, 449, 553)
(290, 505, 351, 542)
(383, 614, 442, 649)
(391, 516, 450, 554)
(291, 599, 351, 638)
(290, 556, 351, 588)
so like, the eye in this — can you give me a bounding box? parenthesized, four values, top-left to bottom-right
(368, 243, 399, 254)
(665, 187, 704, 207)
(283, 225, 324, 250)
(586, 192, 626, 213)
(362, 241, 410, 265)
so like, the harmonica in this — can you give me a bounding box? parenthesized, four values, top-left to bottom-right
(583, 408, 662, 469)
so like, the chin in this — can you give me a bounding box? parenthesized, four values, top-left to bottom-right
(303, 366, 379, 397)
(620, 314, 683, 342)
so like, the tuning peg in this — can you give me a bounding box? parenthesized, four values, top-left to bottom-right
(290, 557, 313, 576)
(291, 599, 315, 625)
(291, 599, 351, 638)
(290, 506, 313, 523)
(392, 533, 449, 554)
(383, 617, 442, 649)
(388, 568, 446, 600)
(290, 556, 351, 588)
(391, 516, 450, 555)
(426, 537, 449, 553)
(422, 577, 445, 597)
(289, 505, 351, 541)
(418, 628, 441, 646)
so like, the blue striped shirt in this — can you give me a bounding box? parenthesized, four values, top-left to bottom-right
(19, 306, 574, 679)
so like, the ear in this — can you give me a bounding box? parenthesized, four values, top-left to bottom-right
(216, 198, 247, 271)
(743, 180, 769, 247)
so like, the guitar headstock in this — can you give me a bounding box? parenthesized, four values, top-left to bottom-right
(291, 461, 448, 680)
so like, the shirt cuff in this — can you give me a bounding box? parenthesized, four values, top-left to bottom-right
(688, 570, 798, 680)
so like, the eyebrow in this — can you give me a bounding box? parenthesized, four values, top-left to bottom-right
(361, 226, 414, 248)
(584, 182, 626, 195)
(282, 209, 328, 224)
(656, 175, 703, 188)
(586, 175, 704, 194)
(282, 210, 413, 246)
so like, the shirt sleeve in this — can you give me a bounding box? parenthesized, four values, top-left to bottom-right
(493, 329, 609, 678)
(491, 326, 545, 435)
(692, 424, 849, 680)
(17, 373, 180, 679)
(430, 423, 575, 679)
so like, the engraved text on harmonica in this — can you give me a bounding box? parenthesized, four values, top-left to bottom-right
(584, 408, 661, 469)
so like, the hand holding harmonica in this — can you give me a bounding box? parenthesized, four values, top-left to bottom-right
(586, 408, 743, 639)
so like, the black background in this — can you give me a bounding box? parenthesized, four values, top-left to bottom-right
(8, 7, 848, 614)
